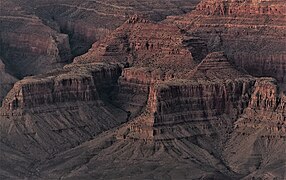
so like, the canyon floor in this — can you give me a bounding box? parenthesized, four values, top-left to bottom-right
(0, 0, 286, 180)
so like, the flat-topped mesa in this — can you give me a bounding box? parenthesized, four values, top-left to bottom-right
(196, 0, 286, 16)
(125, 52, 256, 140)
(1, 63, 122, 112)
(74, 17, 199, 72)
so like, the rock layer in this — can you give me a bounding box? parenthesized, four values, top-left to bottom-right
(0, 0, 72, 78)
(1, 63, 122, 112)
(0, 58, 17, 105)
(167, 0, 286, 83)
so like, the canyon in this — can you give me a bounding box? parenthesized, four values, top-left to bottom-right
(0, 0, 285, 179)
(167, 0, 286, 83)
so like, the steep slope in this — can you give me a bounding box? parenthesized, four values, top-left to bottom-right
(0, 1, 285, 179)
(30, 0, 201, 56)
(224, 78, 286, 179)
(36, 55, 285, 180)
(26, 52, 254, 179)
(0, 0, 72, 78)
(0, 62, 128, 168)
(0, 58, 17, 104)
(167, 0, 286, 83)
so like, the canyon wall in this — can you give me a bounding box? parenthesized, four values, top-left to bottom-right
(167, 0, 286, 83)
(1, 63, 122, 112)
(0, 62, 126, 159)
(196, 0, 286, 16)
(0, 59, 18, 105)
(125, 52, 256, 141)
(74, 15, 199, 72)
(223, 78, 286, 177)
(0, 0, 72, 78)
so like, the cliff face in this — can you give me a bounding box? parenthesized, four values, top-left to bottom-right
(35, 52, 286, 179)
(167, 0, 286, 83)
(224, 78, 286, 177)
(1, 1, 286, 179)
(0, 59, 18, 105)
(74, 16, 199, 72)
(0, 0, 72, 78)
(123, 52, 255, 141)
(1, 63, 122, 112)
(6, 0, 200, 64)
(196, 0, 286, 16)
(0, 62, 126, 160)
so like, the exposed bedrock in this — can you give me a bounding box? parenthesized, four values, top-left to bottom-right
(224, 78, 286, 177)
(114, 68, 152, 115)
(166, 0, 286, 83)
(196, 0, 286, 16)
(0, 58, 18, 105)
(1, 63, 122, 112)
(74, 16, 201, 71)
(121, 52, 256, 141)
(0, 0, 72, 78)
(0, 63, 126, 159)
(17, 0, 200, 59)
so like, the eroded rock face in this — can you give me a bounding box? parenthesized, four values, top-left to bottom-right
(74, 16, 198, 71)
(0, 62, 125, 160)
(1, 63, 122, 112)
(1, 1, 286, 179)
(224, 78, 286, 176)
(196, 0, 286, 16)
(0, 0, 72, 78)
(0, 58, 17, 105)
(123, 52, 255, 141)
(167, 0, 286, 83)
(0, 0, 200, 76)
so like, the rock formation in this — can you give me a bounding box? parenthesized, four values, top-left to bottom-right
(1, 63, 122, 112)
(0, 0, 72, 78)
(125, 52, 256, 141)
(167, 0, 286, 83)
(0, 62, 127, 163)
(74, 15, 198, 70)
(0, 0, 285, 179)
(0, 58, 17, 105)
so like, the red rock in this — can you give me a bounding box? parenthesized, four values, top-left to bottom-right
(167, 0, 286, 83)
(1, 63, 122, 111)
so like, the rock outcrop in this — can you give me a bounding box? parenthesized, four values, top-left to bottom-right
(0, 62, 126, 160)
(1, 1, 286, 179)
(0, 0, 72, 78)
(1, 63, 122, 112)
(224, 78, 286, 177)
(126, 52, 256, 141)
(167, 0, 286, 83)
(74, 15, 198, 71)
(0, 58, 17, 105)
